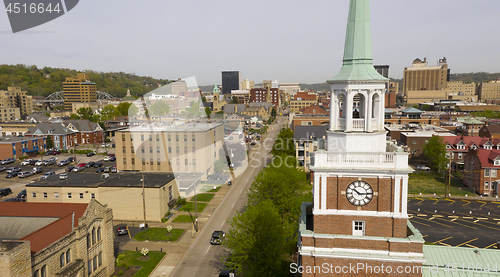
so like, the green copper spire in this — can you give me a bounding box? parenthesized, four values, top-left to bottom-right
(328, 0, 388, 82)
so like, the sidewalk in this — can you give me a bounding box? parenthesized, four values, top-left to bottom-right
(116, 184, 233, 277)
(410, 193, 500, 201)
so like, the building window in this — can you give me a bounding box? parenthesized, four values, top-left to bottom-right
(66, 249, 71, 263)
(54, 192, 59, 198)
(485, 169, 490, 177)
(156, 134, 160, 141)
(192, 147, 195, 153)
(184, 147, 187, 153)
(43, 192, 47, 198)
(176, 135, 179, 141)
(60, 253, 66, 267)
(92, 228, 96, 244)
(80, 193, 84, 199)
(97, 227, 101, 241)
(184, 134, 187, 141)
(458, 153, 463, 159)
(32, 192, 36, 198)
(150, 147, 153, 153)
(176, 147, 179, 154)
(176, 159, 180, 165)
(168, 135, 171, 141)
(68, 193, 72, 199)
(132, 158, 135, 165)
(485, 181, 489, 190)
(33, 269, 39, 277)
(98, 252, 103, 266)
(91, 193, 95, 199)
(123, 146, 126, 153)
(168, 147, 171, 153)
(185, 159, 188, 165)
(193, 159, 196, 166)
(142, 160, 145, 165)
(353, 221, 365, 236)
(141, 147, 145, 153)
(141, 134, 144, 141)
(131, 146, 134, 153)
(122, 134, 125, 141)
(87, 234, 91, 248)
(157, 159, 160, 165)
(192, 134, 195, 141)
(149, 134, 152, 141)
(169, 185, 173, 201)
(41, 265, 47, 277)
(124, 158, 127, 165)
(88, 260, 92, 274)
(93, 256, 98, 271)
(157, 147, 160, 153)
(492, 169, 497, 178)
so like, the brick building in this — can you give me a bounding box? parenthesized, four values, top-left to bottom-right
(479, 124, 500, 139)
(25, 123, 76, 150)
(249, 87, 280, 107)
(0, 136, 46, 160)
(299, 104, 328, 115)
(464, 148, 500, 196)
(291, 115, 329, 131)
(0, 200, 114, 277)
(63, 120, 104, 145)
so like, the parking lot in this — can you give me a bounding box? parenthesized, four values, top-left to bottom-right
(0, 152, 116, 201)
(408, 198, 500, 249)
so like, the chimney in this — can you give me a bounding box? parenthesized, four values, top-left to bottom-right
(71, 211, 75, 232)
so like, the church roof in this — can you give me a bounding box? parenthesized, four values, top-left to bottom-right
(328, 0, 388, 83)
(400, 107, 424, 114)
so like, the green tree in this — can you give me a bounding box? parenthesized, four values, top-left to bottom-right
(423, 135, 447, 173)
(271, 128, 295, 157)
(222, 200, 290, 277)
(76, 107, 93, 120)
(116, 102, 138, 116)
(230, 96, 239, 104)
(187, 102, 201, 118)
(271, 107, 277, 118)
(69, 114, 80, 120)
(46, 136, 53, 149)
(201, 96, 207, 102)
(100, 104, 119, 121)
(205, 107, 212, 119)
(148, 101, 170, 116)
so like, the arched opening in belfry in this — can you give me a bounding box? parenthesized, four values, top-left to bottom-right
(338, 93, 345, 118)
(372, 93, 381, 119)
(353, 93, 365, 119)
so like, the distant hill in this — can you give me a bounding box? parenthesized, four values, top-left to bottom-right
(0, 64, 171, 98)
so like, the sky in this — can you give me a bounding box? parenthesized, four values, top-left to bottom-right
(1, 0, 499, 87)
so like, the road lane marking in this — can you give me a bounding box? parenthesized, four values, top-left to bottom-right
(438, 242, 451, 246)
(465, 244, 478, 248)
(434, 236, 453, 244)
(417, 214, 427, 217)
(478, 201, 487, 208)
(456, 238, 478, 247)
(484, 243, 498, 249)
(206, 245, 211, 254)
(461, 200, 471, 206)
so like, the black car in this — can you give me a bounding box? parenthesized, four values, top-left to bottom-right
(109, 157, 116, 162)
(210, 231, 225, 245)
(96, 167, 105, 173)
(17, 189, 26, 198)
(67, 157, 75, 162)
(85, 162, 96, 168)
(30, 160, 40, 165)
(5, 172, 18, 178)
(66, 166, 76, 172)
(45, 151, 53, 156)
(93, 163, 103, 168)
(0, 188, 13, 197)
(86, 152, 96, 157)
(2, 197, 25, 202)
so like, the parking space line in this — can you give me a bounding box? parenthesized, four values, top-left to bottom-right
(478, 201, 487, 208)
(454, 212, 500, 230)
(484, 243, 497, 249)
(434, 236, 453, 244)
(444, 199, 455, 205)
(438, 242, 451, 247)
(465, 244, 478, 248)
(456, 238, 478, 247)
(408, 218, 430, 227)
(461, 200, 471, 206)
(435, 212, 477, 229)
(429, 198, 439, 204)
(415, 198, 424, 204)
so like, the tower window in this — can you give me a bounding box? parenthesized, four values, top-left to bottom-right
(352, 221, 365, 236)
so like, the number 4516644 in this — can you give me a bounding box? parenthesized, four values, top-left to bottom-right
(6, 3, 61, 14)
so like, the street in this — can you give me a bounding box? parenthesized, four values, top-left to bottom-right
(169, 116, 287, 277)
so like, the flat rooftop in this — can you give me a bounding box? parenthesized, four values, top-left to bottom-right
(27, 172, 176, 188)
(124, 122, 223, 133)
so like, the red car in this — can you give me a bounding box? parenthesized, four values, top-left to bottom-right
(77, 163, 86, 167)
(107, 154, 115, 157)
(51, 150, 61, 155)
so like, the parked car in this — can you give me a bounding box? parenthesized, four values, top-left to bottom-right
(2, 197, 25, 202)
(1, 158, 15, 165)
(41, 171, 55, 179)
(109, 157, 116, 162)
(96, 167, 105, 173)
(32, 167, 43, 174)
(58, 160, 69, 167)
(59, 173, 68, 180)
(111, 167, 117, 173)
(6, 167, 21, 173)
(52, 150, 61, 155)
(5, 172, 18, 178)
(73, 167, 85, 172)
(86, 152, 96, 157)
(67, 157, 75, 162)
(107, 154, 115, 157)
(103, 167, 111, 173)
(30, 160, 40, 165)
(85, 162, 95, 168)
(17, 189, 26, 198)
(35, 160, 44, 166)
(251, 142, 256, 146)
(0, 188, 12, 197)
(117, 225, 128, 235)
(66, 166, 76, 172)
(210, 231, 225, 245)
(21, 159, 33, 166)
(77, 163, 87, 167)
(43, 159, 55, 166)
(45, 150, 54, 156)
(18, 171, 34, 178)
(416, 165, 431, 171)
(0, 167, 6, 172)
(104, 156, 112, 161)
(93, 163, 103, 168)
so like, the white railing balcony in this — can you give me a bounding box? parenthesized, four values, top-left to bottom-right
(311, 151, 409, 170)
(297, 146, 305, 151)
(352, 119, 365, 131)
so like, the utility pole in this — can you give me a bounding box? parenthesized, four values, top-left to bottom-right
(142, 169, 147, 228)
(447, 154, 452, 198)
(194, 182, 198, 232)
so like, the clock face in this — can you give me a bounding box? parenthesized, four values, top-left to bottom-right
(346, 181, 373, 206)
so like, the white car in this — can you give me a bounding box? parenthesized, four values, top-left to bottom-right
(416, 165, 430, 170)
(35, 160, 44, 166)
(21, 159, 33, 166)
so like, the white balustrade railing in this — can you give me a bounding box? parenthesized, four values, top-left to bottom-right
(352, 119, 365, 131)
(337, 118, 346, 129)
(312, 151, 409, 170)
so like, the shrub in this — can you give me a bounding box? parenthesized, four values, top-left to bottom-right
(161, 217, 167, 223)
(118, 271, 124, 275)
(18, 156, 28, 160)
(177, 197, 186, 206)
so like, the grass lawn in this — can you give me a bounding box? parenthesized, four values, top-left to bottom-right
(179, 202, 208, 213)
(114, 251, 166, 277)
(133, 228, 185, 242)
(207, 186, 221, 193)
(172, 215, 195, 223)
(190, 193, 215, 202)
(408, 172, 473, 196)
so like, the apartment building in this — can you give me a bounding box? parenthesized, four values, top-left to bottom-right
(446, 81, 477, 102)
(477, 80, 500, 101)
(115, 123, 225, 178)
(249, 87, 280, 107)
(0, 136, 46, 160)
(0, 86, 33, 119)
(403, 57, 450, 104)
(63, 73, 97, 110)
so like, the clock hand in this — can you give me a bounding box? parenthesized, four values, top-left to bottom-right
(354, 188, 365, 195)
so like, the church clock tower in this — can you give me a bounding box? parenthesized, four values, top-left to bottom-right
(297, 1, 425, 276)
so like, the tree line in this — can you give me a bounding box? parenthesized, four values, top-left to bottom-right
(222, 128, 311, 276)
(0, 64, 171, 98)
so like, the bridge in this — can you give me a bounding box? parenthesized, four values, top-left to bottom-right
(43, 91, 115, 103)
